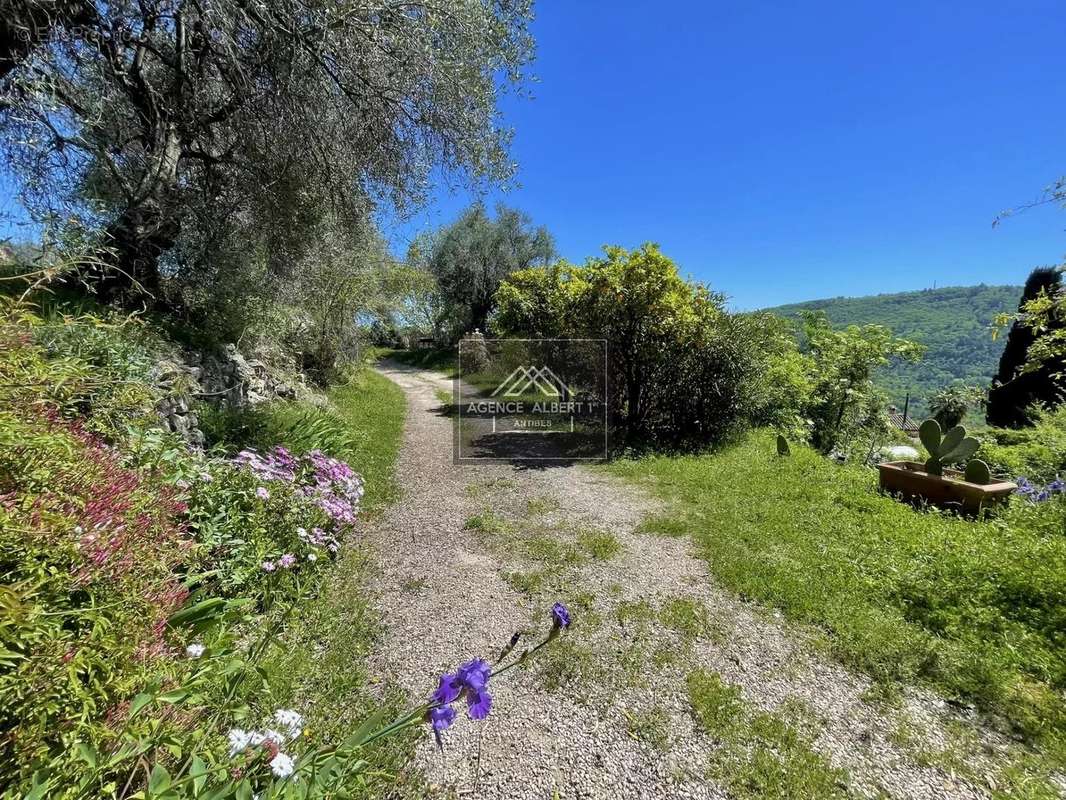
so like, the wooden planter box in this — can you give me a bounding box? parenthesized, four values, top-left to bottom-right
(877, 461, 1016, 514)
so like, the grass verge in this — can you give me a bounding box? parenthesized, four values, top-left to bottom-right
(262, 369, 415, 795)
(687, 670, 850, 799)
(608, 430, 1066, 757)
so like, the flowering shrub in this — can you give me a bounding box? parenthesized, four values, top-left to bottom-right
(234, 446, 365, 526)
(0, 410, 194, 786)
(0, 299, 380, 796)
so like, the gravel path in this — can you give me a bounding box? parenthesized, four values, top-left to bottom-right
(363, 361, 1041, 800)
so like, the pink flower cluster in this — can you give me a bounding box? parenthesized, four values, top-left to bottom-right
(233, 446, 364, 526)
(30, 412, 193, 660)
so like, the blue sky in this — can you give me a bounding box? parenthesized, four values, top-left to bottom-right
(393, 1, 1066, 310)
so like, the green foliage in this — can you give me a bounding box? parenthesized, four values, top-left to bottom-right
(987, 267, 1066, 427)
(609, 431, 1066, 753)
(659, 598, 713, 642)
(386, 346, 459, 377)
(576, 529, 622, 560)
(928, 383, 985, 429)
(979, 404, 1066, 482)
(0, 300, 412, 796)
(776, 434, 791, 456)
(496, 244, 797, 449)
(767, 284, 1022, 416)
(798, 311, 923, 455)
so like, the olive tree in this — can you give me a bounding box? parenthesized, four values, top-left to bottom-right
(0, 0, 536, 309)
(426, 203, 555, 337)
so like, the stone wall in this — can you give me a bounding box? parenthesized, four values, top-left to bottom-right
(153, 344, 304, 448)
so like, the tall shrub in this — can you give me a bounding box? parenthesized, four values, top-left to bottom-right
(797, 312, 923, 455)
(986, 267, 1066, 427)
(495, 244, 792, 449)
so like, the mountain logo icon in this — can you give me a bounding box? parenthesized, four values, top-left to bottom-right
(491, 365, 572, 398)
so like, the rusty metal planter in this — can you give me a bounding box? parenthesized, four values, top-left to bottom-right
(877, 460, 1016, 514)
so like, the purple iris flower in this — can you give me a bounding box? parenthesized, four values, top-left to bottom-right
(456, 658, 491, 692)
(432, 673, 461, 704)
(467, 688, 493, 720)
(428, 705, 455, 732)
(551, 602, 571, 629)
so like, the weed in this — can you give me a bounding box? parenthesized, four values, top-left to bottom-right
(503, 569, 547, 596)
(526, 496, 560, 515)
(625, 707, 672, 750)
(660, 597, 712, 642)
(576, 528, 622, 560)
(463, 510, 515, 535)
(687, 670, 849, 800)
(402, 577, 428, 594)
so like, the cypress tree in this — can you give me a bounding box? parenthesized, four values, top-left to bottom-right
(986, 267, 1066, 427)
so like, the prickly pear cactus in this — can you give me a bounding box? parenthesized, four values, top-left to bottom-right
(963, 458, 992, 485)
(776, 434, 790, 456)
(919, 419, 942, 458)
(918, 418, 982, 476)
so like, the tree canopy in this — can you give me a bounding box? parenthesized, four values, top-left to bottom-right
(0, 0, 536, 309)
(420, 203, 555, 337)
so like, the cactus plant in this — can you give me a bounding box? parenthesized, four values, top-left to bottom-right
(918, 419, 980, 476)
(963, 458, 992, 485)
(776, 434, 790, 456)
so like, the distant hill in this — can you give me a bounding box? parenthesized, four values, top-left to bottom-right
(764, 284, 1023, 416)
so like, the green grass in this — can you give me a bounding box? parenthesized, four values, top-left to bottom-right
(659, 597, 714, 642)
(327, 369, 406, 514)
(526, 495, 560, 515)
(624, 707, 673, 750)
(687, 670, 850, 799)
(608, 430, 1066, 755)
(463, 509, 516, 535)
(503, 569, 547, 596)
(576, 528, 622, 560)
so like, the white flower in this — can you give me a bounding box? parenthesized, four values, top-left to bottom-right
(227, 728, 255, 756)
(273, 709, 304, 739)
(306, 553, 317, 562)
(185, 643, 205, 659)
(261, 728, 286, 746)
(269, 751, 295, 779)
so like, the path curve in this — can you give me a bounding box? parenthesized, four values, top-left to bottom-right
(363, 361, 1024, 800)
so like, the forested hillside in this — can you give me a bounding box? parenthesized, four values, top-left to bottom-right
(766, 284, 1022, 414)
